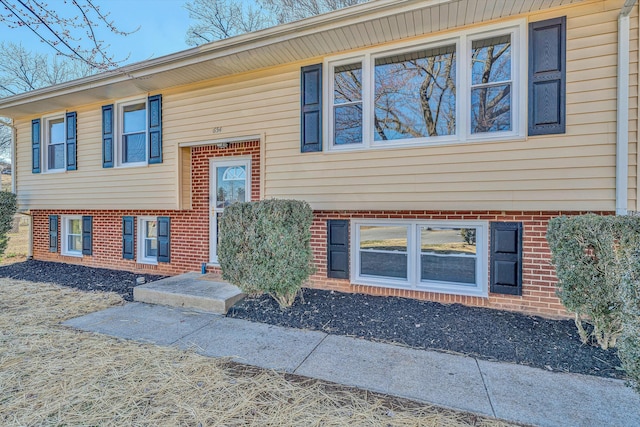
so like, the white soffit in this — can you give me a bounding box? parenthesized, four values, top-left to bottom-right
(0, 0, 588, 117)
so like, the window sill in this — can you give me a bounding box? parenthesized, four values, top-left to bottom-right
(61, 252, 83, 258)
(115, 162, 149, 169)
(352, 277, 488, 298)
(137, 259, 158, 266)
(326, 133, 526, 153)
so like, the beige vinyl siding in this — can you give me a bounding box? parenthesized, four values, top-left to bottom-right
(13, 0, 636, 213)
(13, 65, 302, 211)
(15, 102, 178, 210)
(161, 67, 300, 145)
(264, 1, 632, 212)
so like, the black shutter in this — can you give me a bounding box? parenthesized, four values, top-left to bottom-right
(327, 220, 349, 279)
(529, 16, 566, 136)
(301, 64, 322, 152)
(102, 104, 114, 168)
(48, 215, 58, 253)
(122, 216, 135, 259)
(66, 111, 77, 171)
(490, 222, 523, 296)
(82, 216, 92, 255)
(32, 119, 41, 173)
(157, 216, 170, 263)
(148, 94, 162, 164)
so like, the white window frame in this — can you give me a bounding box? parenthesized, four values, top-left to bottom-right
(115, 96, 148, 168)
(42, 112, 66, 173)
(61, 215, 83, 257)
(351, 219, 488, 297)
(325, 19, 526, 152)
(209, 157, 252, 264)
(137, 216, 158, 265)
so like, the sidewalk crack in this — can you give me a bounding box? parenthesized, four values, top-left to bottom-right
(476, 358, 496, 418)
(293, 333, 329, 374)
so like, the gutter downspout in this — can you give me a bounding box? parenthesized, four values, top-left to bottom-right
(617, 0, 637, 215)
(9, 120, 16, 195)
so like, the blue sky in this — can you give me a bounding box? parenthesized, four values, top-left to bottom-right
(0, 0, 195, 65)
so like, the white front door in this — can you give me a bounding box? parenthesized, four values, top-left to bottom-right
(210, 158, 251, 264)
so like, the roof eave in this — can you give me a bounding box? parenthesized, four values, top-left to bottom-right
(0, 0, 448, 116)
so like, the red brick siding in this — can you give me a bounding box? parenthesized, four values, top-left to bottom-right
(29, 142, 608, 318)
(309, 211, 611, 318)
(32, 141, 261, 275)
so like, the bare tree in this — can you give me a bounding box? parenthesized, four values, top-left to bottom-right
(185, 0, 369, 46)
(0, 1, 133, 162)
(0, 0, 136, 70)
(0, 124, 10, 160)
(0, 42, 94, 159)
(372, 48, 456, 141)
(470, 40, 512, 133)
(260, 0, 366, 24)
(0, 42, 92, 97)
(370, 38, 511, 141)
(185, 0, 275, 45)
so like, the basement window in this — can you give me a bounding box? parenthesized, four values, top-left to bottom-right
(352, 220, 487, 297)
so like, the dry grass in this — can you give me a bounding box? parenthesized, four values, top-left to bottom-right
(1, 173, 10, 191)
(0, 279, 519, 426)
(0, 173, 26, 265)
(1, 221, 28, 265)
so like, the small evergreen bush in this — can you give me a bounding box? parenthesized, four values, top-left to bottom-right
(617, 223, 640, 393)
(548, 214, 640, 394)
(218, 199, 315, 308)
(0, 191, 17, 257)
(546, 214, 631, 349)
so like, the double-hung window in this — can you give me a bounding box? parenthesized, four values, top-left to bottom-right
(138, 217, 158, 264)
(332, 61, 364, 145)
(36, 112, 77, 173)
(327, 22, 524, 150)
(123, 216, 169, 263)
(470, 34, 513, 134)
(44, 115, 65, 171)
(118, 99, 147, 166)
(61, 216, 83, 257)
(352, 220, 487, 297)
(102, 94, 162, 168)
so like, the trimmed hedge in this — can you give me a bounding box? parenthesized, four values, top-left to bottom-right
(620, 274, 640, 393)
(218, 199, 315, 308)
(0, 191, 17, 257)
(614, 216, 640, 393)
(547, 215, 629, 349)
(547, 214, 640, 393)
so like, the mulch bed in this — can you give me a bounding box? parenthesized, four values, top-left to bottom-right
(227, 290, 624, 380)
(0, 260, 624, 380)
(0, 260, 165, 301)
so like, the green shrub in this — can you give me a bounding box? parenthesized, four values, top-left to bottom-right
(547, 215, 627, 349)
(618, 225, 640, 393)
(547, 214, 640, 393)
(218, 199, 315, 308)
(0, 191, 17, 256)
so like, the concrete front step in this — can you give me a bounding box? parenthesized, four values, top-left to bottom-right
(133, 272, 245, 314)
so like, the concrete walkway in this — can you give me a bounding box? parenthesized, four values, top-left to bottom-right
(63, 302, 640, 427)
